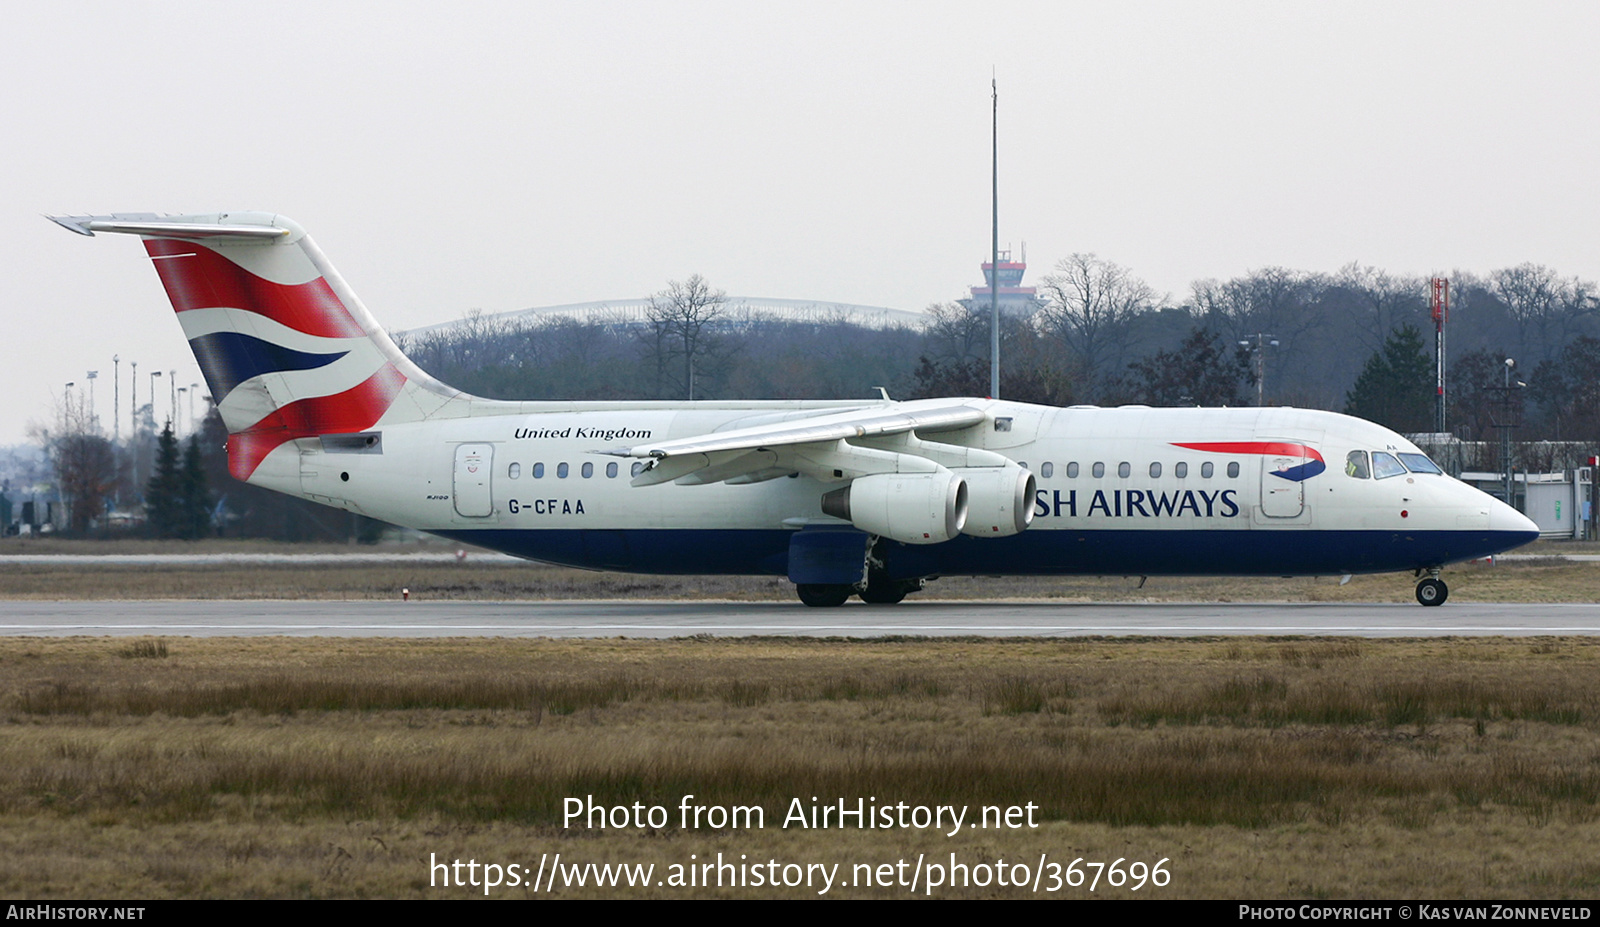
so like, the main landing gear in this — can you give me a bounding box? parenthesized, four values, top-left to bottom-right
(1414, 569, 1448, 607)
(795, 584, 853, 608)
(794, 573, 927, 607)
(859, 574, 923, 605)
(794, 536, 929, 607)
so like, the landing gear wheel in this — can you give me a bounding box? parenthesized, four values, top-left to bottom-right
(1415, 578, 1448, 607)
(858, 582, 908, 605)
(796, 584, 853, 608)
(858, 570, 925, 605)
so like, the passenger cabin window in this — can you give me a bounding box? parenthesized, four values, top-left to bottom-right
(1092, 462, 1105, 478)
(1175, 462, 1188, 478)
(1201, 462, 1214, 479)
(1372, 452, 1407, 479)
(631, 462, 645, 477)
(533, 463, 545, 479)
(508, 462, 521, 479)
(1345, 450, 1370, 479)
(1118, 462, 1131, 478)
(607, 462, 619, 478)
(1040, 462, 1054, 478)
(581, 462, 594, 478)
(1149, 462, 1162, 478)
(1227, 462, 1240, 478)
(557, 462, 570, 479)
(1066, 462, 1079, 478)
(1398, 453, 1443, 475)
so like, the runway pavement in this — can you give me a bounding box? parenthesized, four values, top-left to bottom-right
(1, 599, 1598, 638)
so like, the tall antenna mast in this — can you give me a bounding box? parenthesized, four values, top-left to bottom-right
(1431, 277, 1449, 432)
(990, 74, 1001, 400)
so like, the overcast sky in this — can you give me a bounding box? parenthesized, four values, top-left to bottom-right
(4, 1, 1597, 445)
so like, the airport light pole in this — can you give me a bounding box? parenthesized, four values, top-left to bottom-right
(1239, 334, 1279, 406)
(150, 371, 162, 429)
(1486, 358, 1525, 506)
(990, 76, 1000, 401)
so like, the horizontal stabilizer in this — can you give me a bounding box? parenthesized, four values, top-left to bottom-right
(48, 215, 291, 240)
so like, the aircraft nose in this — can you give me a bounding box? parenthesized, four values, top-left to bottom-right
(1488, 499, 1540, 540)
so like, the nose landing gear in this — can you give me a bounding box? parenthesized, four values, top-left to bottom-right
(1415, 569, 1448, 607)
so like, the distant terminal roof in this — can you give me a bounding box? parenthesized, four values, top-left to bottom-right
(400, 297, 930, 338)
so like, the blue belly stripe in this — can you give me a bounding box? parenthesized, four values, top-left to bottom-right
(430, 527, 1540, 580)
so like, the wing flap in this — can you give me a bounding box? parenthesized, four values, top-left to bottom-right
(611, 402, 986, 461)
(617, 401, 991, 487)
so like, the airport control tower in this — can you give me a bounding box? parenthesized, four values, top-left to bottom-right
(958, 248, 1045, 318)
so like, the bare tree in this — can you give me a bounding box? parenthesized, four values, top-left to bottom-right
(1487, 264, 1596, 365)
(1038, 253, 1158, 401)
(29, 389, 115, 534)
(1489, 263, 1561, 365)
(1190, 268, 1331, 406)
(643, 274, 732, 400)
(1530, 335, 1600, 445)
(1192, 267, 1327, 344)
(1334, 263, 1426, 353)
(404, 308, 520, 380)
(920, 301, 992, 364)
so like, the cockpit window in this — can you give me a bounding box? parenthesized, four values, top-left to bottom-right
(1345, 450, 1370, 479)
(1371, 452, 1407, 479)
(1398, 453, 1443, 475)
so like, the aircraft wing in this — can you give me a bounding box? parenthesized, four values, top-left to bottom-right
(606, 401, 991, 486)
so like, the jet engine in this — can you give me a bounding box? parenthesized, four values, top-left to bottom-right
(956, 464, 1036, 537)
(819, 471, 968, 544)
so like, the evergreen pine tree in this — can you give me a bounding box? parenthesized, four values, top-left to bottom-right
(145, 423, 182, 537)
(1126, 327, 1253, 406)
(1344, 325, 1434, 433)
(180, 435, 212, 539)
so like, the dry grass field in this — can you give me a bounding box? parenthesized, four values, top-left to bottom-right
(3, 636, 1600, 898)
(1, 539, 1595, 897)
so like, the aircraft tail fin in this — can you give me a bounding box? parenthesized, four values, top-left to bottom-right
(50, 213, 466, 480)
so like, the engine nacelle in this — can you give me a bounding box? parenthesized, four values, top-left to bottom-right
(956, 464, 1037, 537)
(819, 471, 968, 544)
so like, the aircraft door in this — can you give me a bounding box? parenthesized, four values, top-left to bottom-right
(453, 444, 494, 517)
(1260, 454, 1307, 518)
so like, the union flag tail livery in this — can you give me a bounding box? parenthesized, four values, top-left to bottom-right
(52, 213, 463, 482)
(52, 212, 1540, 607)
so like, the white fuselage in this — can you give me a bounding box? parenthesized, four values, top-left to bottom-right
(271, 400, 1535, 579)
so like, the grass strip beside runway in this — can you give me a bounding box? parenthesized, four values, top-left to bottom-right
(2, 636, 1599, 898)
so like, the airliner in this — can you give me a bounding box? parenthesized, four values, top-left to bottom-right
(50, 212, 1539, 606)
